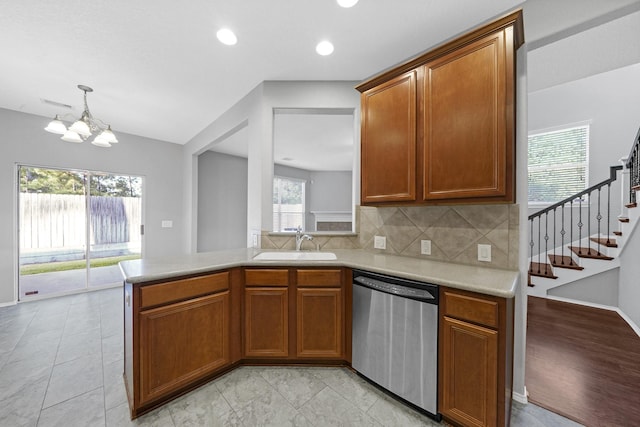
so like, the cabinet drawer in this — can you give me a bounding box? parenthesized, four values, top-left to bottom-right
(297, 269, 342, 287)
(140, 272, 229, 309)
(244, 269, 289, 286)
(443, 290, 499, 328)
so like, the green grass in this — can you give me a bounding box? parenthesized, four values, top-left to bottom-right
(20, 254, 141, 275)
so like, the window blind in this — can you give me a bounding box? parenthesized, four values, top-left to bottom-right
(528, 125, 588, 204)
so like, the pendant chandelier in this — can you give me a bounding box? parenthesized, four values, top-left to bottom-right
(44, 85, 119, 148)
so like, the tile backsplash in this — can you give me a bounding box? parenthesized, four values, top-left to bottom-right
(262, 204, 519, 270)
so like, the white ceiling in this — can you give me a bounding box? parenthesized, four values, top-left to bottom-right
(1, 0, 638, 149)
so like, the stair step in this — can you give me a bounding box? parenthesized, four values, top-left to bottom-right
(527, 273, 535, 287)
(548, 254, 584, 270)
(619, 217, 630, 223)
(529, 262, 557, 279)
(569, 246, 614, 260)
(626, 202, 637, 208)
(614, 231, 623, 236)
(589, 237, 618, 248)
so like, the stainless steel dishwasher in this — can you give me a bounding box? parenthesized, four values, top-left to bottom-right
(352, 269, 439, 418)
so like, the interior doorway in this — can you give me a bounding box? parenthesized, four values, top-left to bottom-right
(18, 166, 143, 300)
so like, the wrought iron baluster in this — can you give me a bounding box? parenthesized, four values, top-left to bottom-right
(607, 182, 612, 246)
(561, 204, 566, 259)
(553, 207, 558, 265)
(537, 218, 541, 273)
(570, 199, 574, 254)
(544, 212, 549, 270)
(578, 197, 583, 255)
(587, 190, 592, 254)
(529, 218, 534, 274)
(596, 188, 602, 254)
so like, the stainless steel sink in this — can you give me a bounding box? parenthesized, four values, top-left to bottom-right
(253, 251, 337, 261)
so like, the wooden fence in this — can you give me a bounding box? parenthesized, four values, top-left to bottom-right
(20, 193, 141, 250)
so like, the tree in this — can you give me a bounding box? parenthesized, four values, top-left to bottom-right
(20, 167, 141, 197)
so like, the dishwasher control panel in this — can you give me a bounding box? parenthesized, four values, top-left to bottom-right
(352, 270, 438, 304)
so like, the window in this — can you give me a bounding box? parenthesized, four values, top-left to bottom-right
(273, 176, 305, 232)
(528, 124, 589, 204)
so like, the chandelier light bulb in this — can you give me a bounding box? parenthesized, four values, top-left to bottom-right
(99, 126, 118, 143)
(69, 119, 92, 137)
(44, 115, 67, 134)
(61, 130, 83, 143)
(92, 137, 112, 148)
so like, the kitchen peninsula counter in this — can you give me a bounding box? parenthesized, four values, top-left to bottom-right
(119, 248, 519, 297)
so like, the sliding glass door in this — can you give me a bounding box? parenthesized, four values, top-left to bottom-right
(18, 166, 143, 300)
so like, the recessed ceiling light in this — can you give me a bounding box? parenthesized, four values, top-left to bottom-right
(216, 28, 237, 46)
(316, 41, 334, 56)
(337, 0, 359, 7)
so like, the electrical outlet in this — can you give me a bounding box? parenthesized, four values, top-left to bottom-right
(252, 234, 258, 247)
(478, 244, 492, 262)
(161, 220, 173, 228)
(374, 235, 386, 250)
(421, 240, 431, 255)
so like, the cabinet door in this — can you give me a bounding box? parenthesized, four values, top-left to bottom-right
(440, 316, 498, 427)
(139, 291, 229, 405)
(296, 288, 343, 358)
(361, 70, 417, 203)
(423, 28, 514, 202)
(244, 287, 288, 357)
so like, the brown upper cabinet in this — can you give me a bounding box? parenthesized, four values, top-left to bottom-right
(357, 10, 524, 205)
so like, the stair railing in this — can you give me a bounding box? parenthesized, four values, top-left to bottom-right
(626, 127, 640, 205)
(528, 165, 623, 278)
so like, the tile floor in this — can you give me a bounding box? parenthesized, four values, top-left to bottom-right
(0, 287, 582, 427)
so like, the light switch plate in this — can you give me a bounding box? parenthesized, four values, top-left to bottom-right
(421, 240, 431, 255)
(161, 220, 173, 228)
(478, 244, 491, 262)
(374, 235, 386, 250)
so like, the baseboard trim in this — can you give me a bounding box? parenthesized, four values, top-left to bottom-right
(545, 295, 617, 312)
(616, 308, 640, 338)
(0, 300, 17, 308)
(545, 295, 640, 338)
(512, 387, 528, 404)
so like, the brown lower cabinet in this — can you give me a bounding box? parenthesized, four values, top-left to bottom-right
(139, 291, 229, 405)
(124, 266, 349, 418)
(439, 287, 514, 427)
(124, 270, 242, 418)
(242, 267, 347, 361)
(244, 287, 289, 357)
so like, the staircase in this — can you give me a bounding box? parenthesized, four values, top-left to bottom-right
(528, 128, 640, 298)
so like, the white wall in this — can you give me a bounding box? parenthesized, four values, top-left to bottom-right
(197, 151, 248, 252)
(0, 108, 185, 305)
(548, 268, 619, 306)
(514, 45, 528, 401)
(309, 171, 352, 214)
(619, 217, 640, 330)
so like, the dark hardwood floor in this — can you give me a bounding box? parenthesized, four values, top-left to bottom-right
(526, 296, 640, 427)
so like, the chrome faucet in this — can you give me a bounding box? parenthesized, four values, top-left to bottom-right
(295, 225, 313, 251)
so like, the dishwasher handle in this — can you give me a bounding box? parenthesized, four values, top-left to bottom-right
(353, 275, 437, 303)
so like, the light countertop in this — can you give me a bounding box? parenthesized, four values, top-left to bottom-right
(119, 248, 520, 298)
